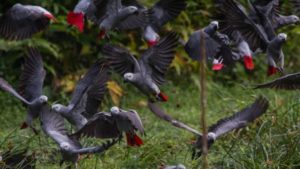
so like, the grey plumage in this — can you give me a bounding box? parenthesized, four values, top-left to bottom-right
(147, 101, 202, 136)
(68, 0, 150, 35)
(52, 61, 109, 130)
(40, 105, 119, 166)
(215, 0, 287, 74)
(0, 3, 54, 40)
(103, 32, 178, 102)
(162, 164, 186, 169)
(72, 106, 144, 146)
(251, 0, 299, 30)
(0, 48, 47, 132)
(184, 21, 235, 67)
(254, 72, 300, 90)
(122, 0, 186, 45)
(192, 96, 269, 159)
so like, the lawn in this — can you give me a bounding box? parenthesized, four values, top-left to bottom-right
(0, 69, 300, 169)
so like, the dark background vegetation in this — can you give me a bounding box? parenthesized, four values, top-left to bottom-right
(0, 0, 300, 168)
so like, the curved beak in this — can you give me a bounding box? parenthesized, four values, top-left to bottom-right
(44, 13, 57, 22)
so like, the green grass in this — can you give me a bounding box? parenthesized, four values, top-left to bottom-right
(0, 73, 300, 169)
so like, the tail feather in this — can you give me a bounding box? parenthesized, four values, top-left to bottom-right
(126, 133, 143, 147)
(244, 56, 254, 70)
(158, 92, 168, 102)
(67, 12, 84, 32)
(267, 66, 277, 76)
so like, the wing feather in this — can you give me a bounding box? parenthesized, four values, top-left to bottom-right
(209, 96, 269, 138)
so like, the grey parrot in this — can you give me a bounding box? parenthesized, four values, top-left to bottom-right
(216, 0, 288, 76)
(0, 48, 47, 133)
(67, 0, 151, 38)
(72, 106, 144, 147)
(160, 164, 186, 169)
(103, 32, 178, 102)
(122, 0, 187, 46)
(0, 3, 55, 40)
(40, 105, 119, 168)
(250, 0, 299, 30)
(52, 61, 109, 130)
(184, 21, 235, 71)
(192, 96, 269, 159)
(254, 72, 300, 90)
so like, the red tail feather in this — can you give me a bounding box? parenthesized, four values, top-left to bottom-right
(147, 40, 158, 47)
(212, 63, 224, 71)
(244, 56, 254, 70)
(267, 66, 277, 76)
(20, 122, 28, 129)
(126, 133, 143, 147)
(158, 92, 169, 102)
(67, 12, 84, 32)
(98, 30, 106, 39)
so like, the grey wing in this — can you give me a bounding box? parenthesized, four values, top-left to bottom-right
(70, 139, 119, 154)
(291, 0, 300, 15)
(19, 47, 45, 102)
(124, 110, 144, 134)
(106, 0, 122, 14)
(254, 72, 300, 90)
(40, 105, 81, 148)
(93, 0, 110, 21)
(147, 101, 202, 136)
(0, 77, 29, 104)
(71, 113, 121, 139)
(212, 32, 235, 66)
(102, 44, 139, 76)
(0, 4, 50, 40)
(69, 60, 102, 109)
(116, 8, 152, 30)
(141, 32, 179, 85)
(185, 30, 221, 61)
(209, 96, 269, 138)
(216, 0, 269, 51)
(150, 0, 187, 31)
(84, 63, 109, 118)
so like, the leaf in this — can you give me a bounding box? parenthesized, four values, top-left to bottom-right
(107, 80, 124, 106)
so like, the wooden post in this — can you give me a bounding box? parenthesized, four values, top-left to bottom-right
(199, 30, 208, 169)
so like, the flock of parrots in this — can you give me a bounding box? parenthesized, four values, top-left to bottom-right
(0, 0, 300, 168)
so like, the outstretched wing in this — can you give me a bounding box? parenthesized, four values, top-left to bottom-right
(68, 60, 102, 110)
(84, 63, 110, 118)
(209, 96, 269, 138)
(141, 32, 179, 85)
(116, 8, 152, 30)
(0, 77, 29, 104)
(123, 109, 144, 134)
(0, 4, 51, 40)
(19, 47, 45, 102)
(147, 101, 202, 136)
(254, 72, 300, 90)
(150, 0, 187, 31)
(215, 0, 269, 51)
(71, 112, 120, 139)
(185, 30, 221, 61)
(40, 105, 81, 149)
(102, 44, 139, 76)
